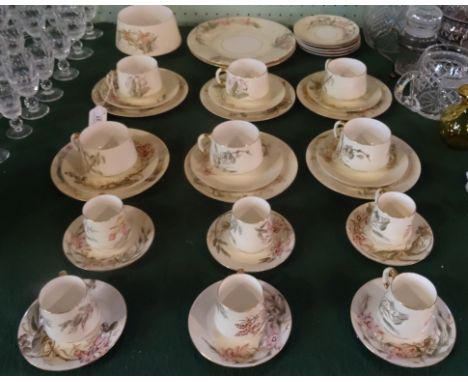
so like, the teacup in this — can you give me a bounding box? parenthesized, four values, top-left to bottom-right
(369, 190, 416, 249)
(379, 267, 437, 342)
(215, 58, 269, 101)
(38, 275, 101, 343)
(230, 196, 273, 253)
(116, 5, 181, 56)
(83, 194, 131, 253)
(197, 120, 263, 174)
(71, 121, 138, 177)
(334, 118, 391, 172)
(323, 58, 367, 100)
(115, 55, 163, 103)
(213, 273, 265, 349)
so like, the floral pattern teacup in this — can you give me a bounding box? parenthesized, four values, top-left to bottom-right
(334, 118, 391, 172)
(197, 120, 263, 174)
(38, 275, 101, 343)
(379, 267, 437, 342)
(82, 194, 131, 253)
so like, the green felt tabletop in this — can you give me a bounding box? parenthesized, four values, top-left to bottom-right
(1, 23, 467, 376)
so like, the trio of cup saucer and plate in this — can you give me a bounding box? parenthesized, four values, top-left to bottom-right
(17, 7, 456, 371)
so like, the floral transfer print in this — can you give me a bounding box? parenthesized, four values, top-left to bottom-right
(235, 314, 263, 337)
(342, 144, 371, 162)
(58, 304, 95, 334)
(370, 209, 391, 239)
(378, 298, 409, 335)
(195, 18, 261, 45)
(212, 145, 251, 172)
(108, 215, 131, 243)
(125, 76, 150, 98)
(117, 29, 157, 54)
(226, 77, 249, 99)
(273, 32, 295, 50)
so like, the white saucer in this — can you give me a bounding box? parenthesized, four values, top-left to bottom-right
(188, 279, 292, 368)
(63, 206, 155, 271)
(207, 211, 295, 272)
(317, 133, 410, 188)
(17, 279, 127, 371)
(346, 202, 434, 266)
(350, 278, 456, 368)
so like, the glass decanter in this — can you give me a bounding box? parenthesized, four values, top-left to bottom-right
(439, 84, 468, 149)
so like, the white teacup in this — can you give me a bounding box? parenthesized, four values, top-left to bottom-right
(38, 275, 101, 343)
(213, 273, 265, 349)
(71, 121, 138, 177)
(197, 120, 263, 174)
(323, 58, 367, 101)
(116, 55, 163, 102)
(379, 267, 437, 342)
(369, 190, 416, 249)
(215, 58, 269, 101)
(230, 196, 273, 253)
(334, 118, 391, 172)
(82, 194, 131, 253)
(116, 5, 181, 56)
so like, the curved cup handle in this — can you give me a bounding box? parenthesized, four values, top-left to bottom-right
(215, 68, 227, 86)
(374, 188, 383, 204)
(394, 71, 418, 110)
(70, 132, 81, 152)
(382, 267, 398, 289)
(333, 120, 346, 152)
(197, 133, 211, 153)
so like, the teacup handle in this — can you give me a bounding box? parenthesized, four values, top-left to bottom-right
(70, 132, 81, 152)
(197, 133, 211, 153)
(215, 68, 227, 86)
(333, 120, 346, 152)
(374, 188, 383, 204)
(382, 267, 398, 289)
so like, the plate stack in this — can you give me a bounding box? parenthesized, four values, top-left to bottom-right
(294, 15, 361, 57)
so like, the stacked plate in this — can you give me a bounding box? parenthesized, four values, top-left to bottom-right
(294, 15, 361, 57)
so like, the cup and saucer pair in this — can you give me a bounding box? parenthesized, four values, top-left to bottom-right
(17, 273, 127, 371)
(51, 123, 170, 201)
(207, 196, 295, 272)
(188, 273, 292, 368)
(200, 58, 295, 122)
(184, 120, 298, 203)
(350, 268, 456, 368)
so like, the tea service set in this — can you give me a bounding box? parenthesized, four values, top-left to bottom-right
(18, 6, 457, 371)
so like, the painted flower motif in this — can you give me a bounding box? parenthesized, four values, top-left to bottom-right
(217, 344, 257, 362)
(59, 303, 94, 334)
(135, 143, 155, 160)
(235, 313, 263, 337)
(342, 145, 371, 161)
(118, 29, 158, 54)
(74, 331, 111, 363)
(261, 321, 281, 351)
(125, 75, 150, 98)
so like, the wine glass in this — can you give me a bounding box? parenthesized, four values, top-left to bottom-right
(28, 37, 63, 103)
(0, 19, 25, 53)
(18, 5, 46, 40)
(0, 82, 33, 139)
(44, 25, 78, 82)
(82, 5, 103, 40)
(5, 50, 49, 120)
(55, 5, 93, 61)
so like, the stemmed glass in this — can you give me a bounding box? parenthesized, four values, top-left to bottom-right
(45, 25, 78, 82)
(55, 5, 93, 61)
(82, 5, 103, 40)
(0, 82, 33, 139)
(5, 51, 49, 120)
(18, 5, 46, 41)
(0, 18, 25, 53)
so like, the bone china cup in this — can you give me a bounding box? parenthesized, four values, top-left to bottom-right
(116, 5, 181, 56)
(116, 55, 163, 101)
(38, 275, 101, 343)
(215, 58, 269, 101)
(213, 273, 265, 349)
(230, 196, 273, 253)
(323, 58, 367, 100)
(197, 120, 263, 174)
(334, 118, 391, 172)
(82, 194, 131, 252)
(369, 190, 416, 249)
(378, 267, 437, 342)
(71, 121, 138, 177)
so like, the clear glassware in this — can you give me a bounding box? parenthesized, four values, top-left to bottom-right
(5, 51, 49, 120)
(44, 5, 57, 27)
(82, 5, 103, 40)
(18, 5, 46, 40)
(0, 83, 33, 139)
(44, 25, 78, 82)
(394, 44, 468, 120)
(28, 38, 63, 103)
(439, 6, 468, 48)
(0, 5, 8, 29)
(0, 20, 25, 53)
(55, 5, 93, 61)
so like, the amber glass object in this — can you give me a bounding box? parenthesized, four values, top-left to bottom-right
(440, 84, 468, 149)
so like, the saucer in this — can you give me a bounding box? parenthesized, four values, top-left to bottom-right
(17, 279, 127, 371)
(207, 211, 295, 272)
(296, 37, 361, 57)
(63, 206, 155, 271)
(188, 279, 292, 368)
(297, 72, 392, 120)
(317, 132, 410, 188)
(184, 133, 298, 202)
(350, 278, 456, 368)
(91, 69, 188, 118)
(346, 202, 434, 266)
(51, 129, 170, 201)
(306, 130, 421, 199)
(200, 75, 295, 122)
(190, 133, 284, 192)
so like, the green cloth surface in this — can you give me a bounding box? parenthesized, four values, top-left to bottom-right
(1, 23, 467, 376)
